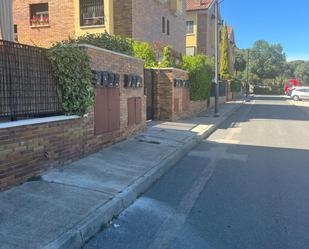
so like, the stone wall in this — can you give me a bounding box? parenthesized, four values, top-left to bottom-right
(0, 45, 146, 190)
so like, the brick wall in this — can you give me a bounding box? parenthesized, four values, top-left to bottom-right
(152, 68, 189, 121)
(0, 45, 146, 190)
(113, 0, 186, 54)
(13, 0, 76, 47)
(113, 0, 132, 37)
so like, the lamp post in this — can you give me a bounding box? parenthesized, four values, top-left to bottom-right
(246, 49, 250, 98)
(0, 0, 14, 41)
(214, 0, 220, 117)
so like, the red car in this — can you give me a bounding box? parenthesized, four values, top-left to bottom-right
(284, 79, 301, 95)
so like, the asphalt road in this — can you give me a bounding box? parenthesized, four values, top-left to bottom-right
(84, 96, 309, 249)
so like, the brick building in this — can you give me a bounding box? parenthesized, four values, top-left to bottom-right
(12, 0, 186, 53)
(185, 0, 221, 57)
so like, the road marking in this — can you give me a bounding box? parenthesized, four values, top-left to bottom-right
(147, 146, 248, 249)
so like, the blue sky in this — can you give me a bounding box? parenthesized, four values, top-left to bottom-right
(221, 0, 309, 61)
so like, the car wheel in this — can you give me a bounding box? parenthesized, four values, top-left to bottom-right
(293, 95, 300, 101)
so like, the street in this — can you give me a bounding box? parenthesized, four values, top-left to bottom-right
(85, 95, 309, 249)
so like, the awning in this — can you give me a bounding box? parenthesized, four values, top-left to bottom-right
(0, 0, 14, 41)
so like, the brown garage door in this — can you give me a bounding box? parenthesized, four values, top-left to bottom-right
(128, 97, 142, 126)
(95, 87, 120, 135)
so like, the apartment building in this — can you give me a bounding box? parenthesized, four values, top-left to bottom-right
(185, 0, 220, 57)
(12, 0, 186, 53)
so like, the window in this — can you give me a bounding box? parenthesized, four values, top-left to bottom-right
(14, 25, 18, 41)
(167, 19, 170, 35)
(186, 21, 194, 34)
(186, 47, 195, 56)
(80, 0, 104, 26)
(30, 3, 49, 26)
(162, 16, 165, 33)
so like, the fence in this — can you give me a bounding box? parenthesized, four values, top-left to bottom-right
(0, 40, 62, 120)
(211, 81, 227, 97)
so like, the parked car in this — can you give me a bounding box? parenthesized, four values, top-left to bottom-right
(284, 79, 301, 95)
(290, 86, 309, 101)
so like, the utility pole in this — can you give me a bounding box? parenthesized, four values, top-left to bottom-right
(246, 49, 250, 98)
(214, 0, 220, 117)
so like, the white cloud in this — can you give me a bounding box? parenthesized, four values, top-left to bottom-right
(287, 54, 309, 62)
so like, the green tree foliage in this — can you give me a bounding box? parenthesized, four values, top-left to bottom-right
(234, 49, 247, 75)
(284, 60, 305, 79)
(220, 23, 230, 79)
(295, 61, 309, 85)
(64, 32, 133, 55)
(47, 44, 95, 116)
(249, 40, 286, 81)
(132, 41, 158, 68)
(182, 55, 214, 101)
(160, 45, 176, 68)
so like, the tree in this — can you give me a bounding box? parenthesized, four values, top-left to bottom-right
(295, 61, 309, 85)
(220, 23, 230, 79)
(284, 60, 305, 79)
(234, 49, 247, 75)
(249, 40, 286, 82)
(160, 45, 176, 68)
(132, 41, 158, 68)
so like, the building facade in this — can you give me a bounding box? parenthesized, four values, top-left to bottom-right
(12, 0, 186, 53)
(185, 0, 220, 58)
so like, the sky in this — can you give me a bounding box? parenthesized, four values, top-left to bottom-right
(221, 0, 309, 61)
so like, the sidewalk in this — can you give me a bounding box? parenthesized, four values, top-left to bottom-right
(0, 100, 245, 249)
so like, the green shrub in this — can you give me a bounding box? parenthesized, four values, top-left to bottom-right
(231, 78, 242, 92)
(159, 45, 176, 68)
(63, 33, 133, 55)
(133, 41, 158, 68)
(182, 55, 214, 101)
(47, 43, 95, 116)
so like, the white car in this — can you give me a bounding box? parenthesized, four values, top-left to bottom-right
(291, 87, 309, 101)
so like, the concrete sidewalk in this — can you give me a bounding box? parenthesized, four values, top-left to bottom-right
(0, 100, 245, 249)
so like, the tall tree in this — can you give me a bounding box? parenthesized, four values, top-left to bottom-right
(249, 40, 286, 82)
(220, 23, 230, 79)
(295, 61, 309, 85)
(234, 49, 247, 75)
(284, 60, 305, 79)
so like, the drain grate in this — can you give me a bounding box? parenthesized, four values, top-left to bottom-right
(137, 139, 161, 145)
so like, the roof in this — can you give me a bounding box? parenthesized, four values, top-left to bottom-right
(186, 0, 214, 11)
(227, 26, 234, 40)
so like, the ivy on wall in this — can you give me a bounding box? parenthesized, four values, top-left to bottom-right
(47, 43, 95, 116)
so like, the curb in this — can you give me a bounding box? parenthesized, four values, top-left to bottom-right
(43, 101, 245, 249)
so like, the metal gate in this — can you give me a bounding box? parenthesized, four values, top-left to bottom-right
(144, 69, 154, 120)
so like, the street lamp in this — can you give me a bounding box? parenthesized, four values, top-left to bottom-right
(214, 0, 220, 117)
(0, 0, 14, 41)
(246, 49, 263, 98)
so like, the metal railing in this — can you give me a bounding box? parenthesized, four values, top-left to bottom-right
(0, 40, 62, 120)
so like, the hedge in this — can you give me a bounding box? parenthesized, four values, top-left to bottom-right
(63, 33, 133, 55)
(182, 55, 214, 101)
